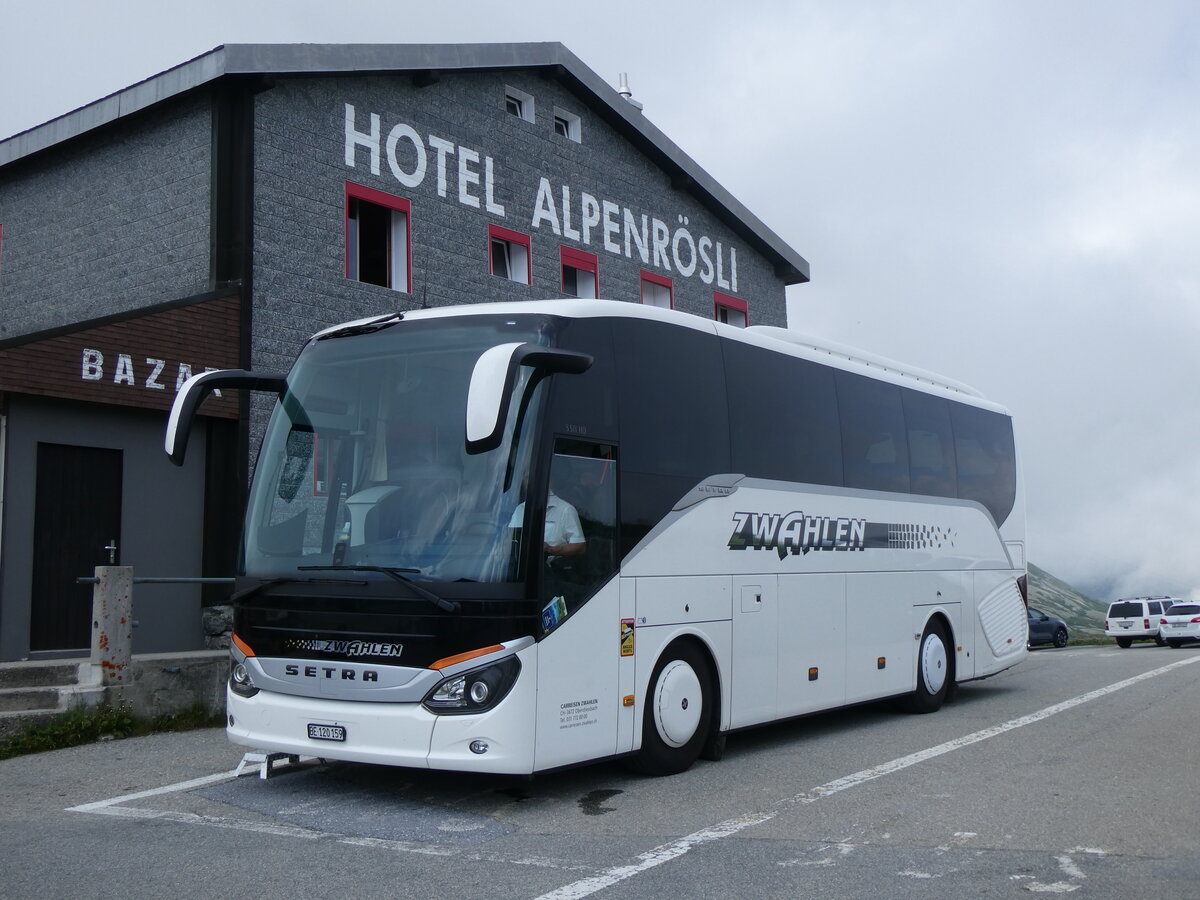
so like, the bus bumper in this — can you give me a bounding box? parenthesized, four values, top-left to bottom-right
(225, 661, 537, 774)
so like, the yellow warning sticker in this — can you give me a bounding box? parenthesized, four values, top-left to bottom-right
(620, 618, 635, 657)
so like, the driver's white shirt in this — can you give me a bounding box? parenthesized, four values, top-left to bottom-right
(509, 492, 584, 546)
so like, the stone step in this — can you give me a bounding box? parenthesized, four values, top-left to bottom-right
(0, 660, 83, 691)
(0, 686, 62, 713)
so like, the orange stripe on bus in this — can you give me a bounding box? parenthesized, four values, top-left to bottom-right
(430, 644, 504, 670)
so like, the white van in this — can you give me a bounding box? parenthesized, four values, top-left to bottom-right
(1105, 597, 1179, 648)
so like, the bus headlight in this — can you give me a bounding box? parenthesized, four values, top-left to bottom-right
(423, 657, 520, 715)
(230, 662, 260, 698)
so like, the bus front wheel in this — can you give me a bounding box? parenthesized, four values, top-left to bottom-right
(902, 620, 951, 714)
(630, 641, 714, 776)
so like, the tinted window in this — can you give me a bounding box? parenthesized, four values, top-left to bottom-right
(615, 320, 730, 479)
(1167, 604, 1200, 615)
(837, 372, 909, 493)
(903, 389, 957, 498)
(547, 318, 618, 443)
(538, 441, 619, 623)
(1108, 602, 1142, 617)
(725, 340, 842, 486)
(619, 471, 697, 560)
(950, 402, 1016, 525)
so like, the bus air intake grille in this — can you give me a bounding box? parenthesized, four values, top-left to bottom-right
(978, 581, 1026, 658)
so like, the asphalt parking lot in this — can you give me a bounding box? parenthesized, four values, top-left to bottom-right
(3, 643, 1198, 899)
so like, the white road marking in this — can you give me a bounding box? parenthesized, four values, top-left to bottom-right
(66, 764, 587, 871)
(532, 655, 1200, 900)
(63, 656, 1199, 894)
(72, 796, 592, 871)
(67, 770, 241, 812)
(1055, 854, 1085, 880)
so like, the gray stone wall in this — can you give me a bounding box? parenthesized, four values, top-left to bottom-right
(0, 97, 212, 341)
(249, 70, 785, 378)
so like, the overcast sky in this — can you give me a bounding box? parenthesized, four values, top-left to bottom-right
(2, 0, 1197, 601)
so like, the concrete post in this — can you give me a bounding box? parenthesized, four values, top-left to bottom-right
(90, 566, 134, 686)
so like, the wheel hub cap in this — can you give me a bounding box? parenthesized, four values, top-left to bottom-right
(920, 633, 947, 694)
(654, 660, 702, 748)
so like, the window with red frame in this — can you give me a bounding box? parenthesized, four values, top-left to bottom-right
(714, 291, 748, 327)
(641, 271, 673, 309)
(346, 182, 411, 292)
(561, 246, 598, 298)
(490, 224, 531, 284)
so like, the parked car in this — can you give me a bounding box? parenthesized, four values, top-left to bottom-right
(1159, 602, 1200, 648)
(1027, 607, 1070, 648)
(1105, 596, 1180, 647)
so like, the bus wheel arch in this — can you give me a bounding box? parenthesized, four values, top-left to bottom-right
(629, 636, 719, 775)
(902, 614, 955, 714)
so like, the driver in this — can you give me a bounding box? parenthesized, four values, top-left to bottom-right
(509, 482, 586, 560)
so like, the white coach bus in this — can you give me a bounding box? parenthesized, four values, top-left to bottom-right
(166, 299, 1027, 776)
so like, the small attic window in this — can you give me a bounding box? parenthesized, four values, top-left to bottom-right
(552, 107, 581, 143)
(505, 86, 535, 123)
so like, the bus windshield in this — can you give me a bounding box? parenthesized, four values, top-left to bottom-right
(243, 314, 555, 583)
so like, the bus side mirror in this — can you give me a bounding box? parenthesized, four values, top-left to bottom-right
(165, 369, 287, 466)
(465, 343, 592, 454)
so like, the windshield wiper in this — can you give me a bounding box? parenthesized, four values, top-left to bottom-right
(316, 313, 404, 341)
(230, 575, 366, 604)
(298, 565, 460, 613)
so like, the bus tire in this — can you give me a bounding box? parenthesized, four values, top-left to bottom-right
(629, 641, 713, 776)
(902, 620, 950, 714)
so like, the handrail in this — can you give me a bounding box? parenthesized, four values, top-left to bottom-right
(76, 576, 235, 585)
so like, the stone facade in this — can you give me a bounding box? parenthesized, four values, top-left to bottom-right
(247, 70, 784, 375)
(0, 97, 212, 340)
(0, 44, 806, 661)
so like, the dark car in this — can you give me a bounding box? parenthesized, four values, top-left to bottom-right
(1027, 607, 1070, 648)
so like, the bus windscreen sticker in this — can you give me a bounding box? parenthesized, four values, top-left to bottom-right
(727, 512, 956, 559)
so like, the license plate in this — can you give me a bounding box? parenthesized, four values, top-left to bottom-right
(1119, 623, 1131, 629)
(307, 724, 346, 742)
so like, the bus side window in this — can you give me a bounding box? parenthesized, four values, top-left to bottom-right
(902, 389, 957, 498)
(836, 371, 910, 494)
(725, 341, 842, 486)
(950, 403, 1016, 525)
(614, 320, 729, 558)
(540, 441, 619, 628)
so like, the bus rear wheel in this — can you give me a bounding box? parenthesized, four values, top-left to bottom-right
(902, 620, 951, 714)
(629, 641, 713, 776)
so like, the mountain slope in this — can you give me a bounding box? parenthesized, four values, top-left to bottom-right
(1027, 562, 1108, 637)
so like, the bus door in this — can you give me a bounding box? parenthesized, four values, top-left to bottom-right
(532, 440, 620, 770)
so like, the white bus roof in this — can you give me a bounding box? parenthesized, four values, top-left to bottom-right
(311, 299, 1007, 413)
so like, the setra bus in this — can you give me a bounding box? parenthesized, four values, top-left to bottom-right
(166, 299, 1027, 775)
